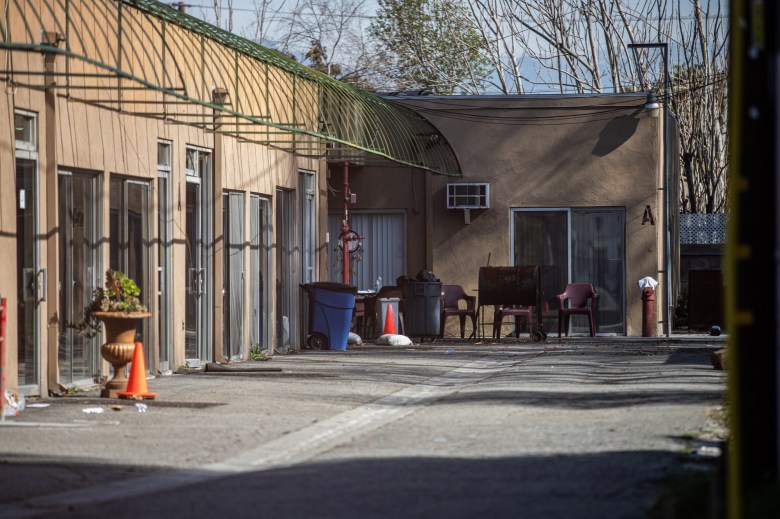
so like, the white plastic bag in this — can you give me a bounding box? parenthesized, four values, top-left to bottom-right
(637, 276, 658, 291)
(3, 391, 19, 416)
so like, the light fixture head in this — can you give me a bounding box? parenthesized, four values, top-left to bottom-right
(211, 86, 229, 106)
(644, 92, 660, 117)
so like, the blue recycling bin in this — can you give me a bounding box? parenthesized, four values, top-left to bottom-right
(301, 282, 357, 350)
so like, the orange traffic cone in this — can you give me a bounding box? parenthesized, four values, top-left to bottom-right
(118, 342, 158, 400)
(383, 304, 397, 335)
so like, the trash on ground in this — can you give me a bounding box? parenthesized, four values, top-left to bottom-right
(82, 407, 105, 414)
(444, 349, 455, 354)
(4, 391, 24, 416)
(375, 334, 412, 346)
(111, 405, 124, 411)
(697, 445, 722, 457)
(135, 403, 148, 413)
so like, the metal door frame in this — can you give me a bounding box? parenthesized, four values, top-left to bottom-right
(275, 188, 297, 351)
(250, 194, 273, 353)
(510, 207, 626, 335)
(157, 141, 173, 373)
(222, 190, 245, 360)
(15, 109, 41, 395)
(109, 176, 153, 368)
(185, 146, 213, 365)
(58, 169, 101, 388)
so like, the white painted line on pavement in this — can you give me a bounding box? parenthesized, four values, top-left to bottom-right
(0, 355, 527, 518)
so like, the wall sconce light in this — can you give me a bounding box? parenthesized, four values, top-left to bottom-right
(644, 92, 660, 117)
(40, 30, 65, 47)
(211, 86, 229, 106)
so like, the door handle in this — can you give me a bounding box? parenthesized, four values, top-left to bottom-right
(22, 268, 35, 302)
(37, 268, 47, 302)
(198, 268, 206, 296)
(188, 268, 197, 295)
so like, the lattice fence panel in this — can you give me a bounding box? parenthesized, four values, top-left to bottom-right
(680, 214, 727, 244)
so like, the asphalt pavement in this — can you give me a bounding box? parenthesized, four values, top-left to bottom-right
(0, 335, 727, 518)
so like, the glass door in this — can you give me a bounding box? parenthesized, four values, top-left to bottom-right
(15, 111, 41, 394)
(223, 191, 244, 360)
(571, 209, 625, 334)
(15, 158, 39, 391)
(250, 195, 272, 353)
(513, 210, 568, 332)
(512, 208, 626, 335)
(58, 170, 100, 387)
(109, 178, 152, 368)
(299, 171, 316, 285)
(157, 142, 172, 372)
(275, 188, 296, 351)
(185, 148, 213, 365)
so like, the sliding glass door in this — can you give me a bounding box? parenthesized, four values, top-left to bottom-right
(512, 208, 625, 335)
(157, 142, 173, 372)
(223, 191, 245, 360)
(58, 170, 100, 386)
(250, 195, 272, 353)
(110, 178, 152, 368)
(185, 148, 213, 365)
(275, 188, 296, 351)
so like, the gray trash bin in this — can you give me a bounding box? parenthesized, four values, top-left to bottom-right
(402, 281, 442, 340)
(377, 297, 401, 334)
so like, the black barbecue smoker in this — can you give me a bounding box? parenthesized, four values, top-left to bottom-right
(477, 266, 547, 342)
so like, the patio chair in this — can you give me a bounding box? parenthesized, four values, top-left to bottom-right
(352, 293, 377, 338)
(557, 283, 599, 337)
(492, 305, 534, 339)
(440, 284, 477, 338)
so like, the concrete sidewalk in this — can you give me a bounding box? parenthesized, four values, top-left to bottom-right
(0, 336, 727, 518)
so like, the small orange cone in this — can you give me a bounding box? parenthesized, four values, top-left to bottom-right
(118, 342, 158, 400)
(383, 304, 397, 335)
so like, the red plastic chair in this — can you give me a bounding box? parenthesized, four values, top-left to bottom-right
(557, 283, 599, 337)
(440, 285, 477, 338)
(492, 305, 534, 339)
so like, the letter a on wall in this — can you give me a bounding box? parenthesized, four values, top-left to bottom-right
(642, 205, 656, 225)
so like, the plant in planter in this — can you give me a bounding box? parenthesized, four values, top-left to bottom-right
(68, 269, 148, 338)
(67, 269, 151, 398)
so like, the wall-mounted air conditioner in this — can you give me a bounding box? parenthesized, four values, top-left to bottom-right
(446, 183, 489, 224)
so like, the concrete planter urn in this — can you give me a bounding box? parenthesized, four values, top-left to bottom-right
(65, 269, 150, 397)
(92, 311, 151, 398)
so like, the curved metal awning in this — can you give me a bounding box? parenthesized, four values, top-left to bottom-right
(0, 0, 460, 176)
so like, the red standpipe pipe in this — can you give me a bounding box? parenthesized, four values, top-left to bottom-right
(642, 287, 655, 337)
(342, 161, 350, 285)
(0, 298, 6, 421)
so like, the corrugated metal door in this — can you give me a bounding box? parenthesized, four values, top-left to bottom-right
(327, 211, 406, 290)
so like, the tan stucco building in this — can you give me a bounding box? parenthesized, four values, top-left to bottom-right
(0, 0, 453, 397)
(1, 1, 679, 399)
(327, 95, 680, 338)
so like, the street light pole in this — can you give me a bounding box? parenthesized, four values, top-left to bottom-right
(628, 42, 672, 337)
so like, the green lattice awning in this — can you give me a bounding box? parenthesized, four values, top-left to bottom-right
(0, 0, 460, 176)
